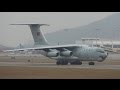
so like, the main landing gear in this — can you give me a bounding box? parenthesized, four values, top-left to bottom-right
(56, 60, 95, 65)
(70, 61, 82, 65)
(56, 61, 82, 65)
(56, 60, 68, 65)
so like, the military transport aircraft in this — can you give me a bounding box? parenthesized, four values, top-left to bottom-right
(4, 24, 108, 65)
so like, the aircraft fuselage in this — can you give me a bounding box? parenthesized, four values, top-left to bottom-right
(49, 45, 108, 63)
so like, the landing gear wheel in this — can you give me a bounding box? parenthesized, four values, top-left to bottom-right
(89, 62, 95, 65)
(61, 61, 68, 65)
(56, 61, 60, 65)
(78, 62, 82, 65)
(70, 61, 82, 65)
(63, 61, 68, 65)
(56, 60, 68, 65)
(70, 62, 75, 65)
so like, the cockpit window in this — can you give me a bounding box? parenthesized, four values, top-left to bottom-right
(96, 49, 105, 53)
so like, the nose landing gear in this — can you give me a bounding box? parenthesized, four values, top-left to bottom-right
(88, 62, 95, 65)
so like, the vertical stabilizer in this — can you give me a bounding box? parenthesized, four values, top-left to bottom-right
(10, 24, 49, 46)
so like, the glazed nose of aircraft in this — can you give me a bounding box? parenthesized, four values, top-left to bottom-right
(100, 51, 108, 60)
(104, 52, 108, 58)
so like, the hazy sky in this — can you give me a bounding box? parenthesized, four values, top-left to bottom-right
(0, 12, 119, 47)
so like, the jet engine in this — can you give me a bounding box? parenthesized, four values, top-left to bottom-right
(60, 50, 73, 56)
(47, 51, 59, 57)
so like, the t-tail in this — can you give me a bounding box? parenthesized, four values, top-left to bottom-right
(10, 24, 49, 46)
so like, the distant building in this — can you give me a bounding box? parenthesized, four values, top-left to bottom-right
(76, 38, 120, 52)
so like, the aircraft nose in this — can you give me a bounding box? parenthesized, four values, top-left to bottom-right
(100, 52, 108, 60)
(104, 52, 108, 58)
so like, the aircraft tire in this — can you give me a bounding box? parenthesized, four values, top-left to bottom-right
(78, 62, 82, 65)
(56, 61, 60, 65)
(70, 62, 75, 65)
(70, 61, 82, 65)
(56, 60, 68, 65)
(61, 61, 68, 65)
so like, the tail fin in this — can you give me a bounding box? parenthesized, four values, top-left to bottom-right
(10, 24, 49, 46)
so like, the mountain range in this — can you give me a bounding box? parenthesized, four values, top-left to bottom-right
(45, 13, 120, 45)
(0, 44, 14, 51)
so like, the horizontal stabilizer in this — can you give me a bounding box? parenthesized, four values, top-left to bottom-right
(10, 24, 50, 26)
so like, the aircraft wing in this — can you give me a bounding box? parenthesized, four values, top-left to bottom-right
(3, 44, 81, 52)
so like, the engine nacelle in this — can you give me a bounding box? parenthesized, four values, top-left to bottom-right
(47, 51, 59, 57)
(60, 50, 73, 56)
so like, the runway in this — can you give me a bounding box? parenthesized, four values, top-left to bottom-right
(0, 53, 120, 79)
(0, 62, 120, 70)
